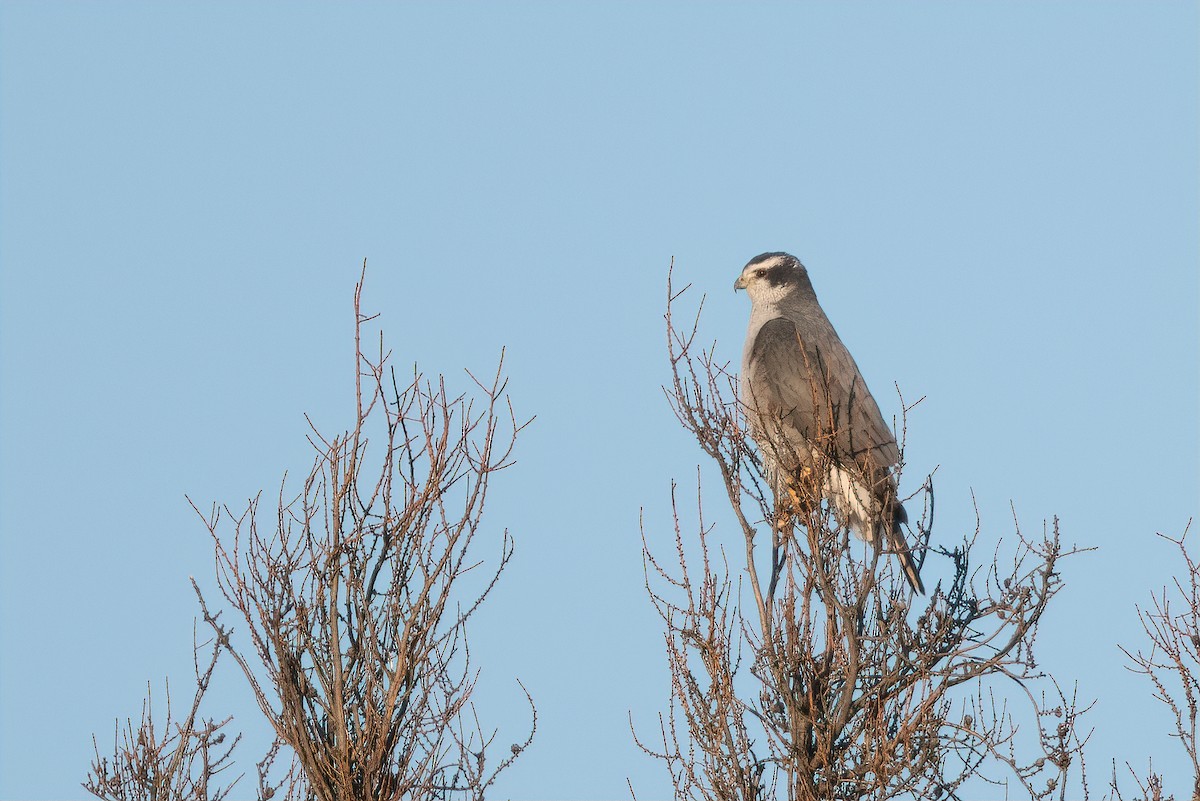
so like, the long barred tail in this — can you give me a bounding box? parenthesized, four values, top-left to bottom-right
(887, 501, 925, 595)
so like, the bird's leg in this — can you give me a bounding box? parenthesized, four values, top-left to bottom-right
(785, 466, 816, 518)
(783, 466, 837, 603)
(776, 467, 817, 547)
(774, 500, 793, 539)
(776, 466, 826, 563)
(775, 470, 812, 542)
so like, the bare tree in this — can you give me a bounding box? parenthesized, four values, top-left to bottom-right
(88, 267, 533, 801)
(188, 270, 535, 801)
(84, 633, 243, 801)
(1112, 523, 1199, 801)
(633, 267, 1092, 801)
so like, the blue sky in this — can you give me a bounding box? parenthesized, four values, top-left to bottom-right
(1, 3, 1196, 798)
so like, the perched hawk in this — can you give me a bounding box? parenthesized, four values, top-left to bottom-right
(735, 252, 924, 594)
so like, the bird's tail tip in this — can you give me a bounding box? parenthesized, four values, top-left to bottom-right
(890, 516, 925, 595)
(900, 552, 926, 595)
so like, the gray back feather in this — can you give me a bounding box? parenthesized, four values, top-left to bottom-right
(744, 314, 900, 482)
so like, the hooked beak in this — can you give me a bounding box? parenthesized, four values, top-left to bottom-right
(733, 275, 747, 291)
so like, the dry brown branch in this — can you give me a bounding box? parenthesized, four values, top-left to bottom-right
(252, 736, 310, 801)
(1113, 522, 1199, 801)
(84, 631, 241, 801)
(633, 263, 1091, 801)
(188, 265, 534, 801)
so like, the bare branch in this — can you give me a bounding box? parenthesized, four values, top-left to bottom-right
(1116, 521, 1199, 801)
(84, 632, 242, 801)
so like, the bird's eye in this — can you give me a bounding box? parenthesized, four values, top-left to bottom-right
(755, 269, 766, 278)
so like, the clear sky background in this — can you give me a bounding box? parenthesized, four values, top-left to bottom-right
(1, 3, 1196, 799)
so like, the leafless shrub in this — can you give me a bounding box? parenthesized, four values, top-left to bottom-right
(178, 267, 536, 801)
(1112, 523, 1199, 801)
(633, 266, 1092, 801)
(84, 633, 241, 801)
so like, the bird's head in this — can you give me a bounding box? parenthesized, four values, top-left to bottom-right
(733, 252, 811, 304)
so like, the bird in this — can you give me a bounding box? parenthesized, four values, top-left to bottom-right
(734, 251, 924, 594)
